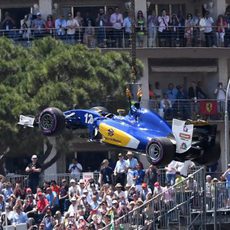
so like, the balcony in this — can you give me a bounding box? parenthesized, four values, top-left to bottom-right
(144, 98, 227, 122)
(1, 25, 230, 49)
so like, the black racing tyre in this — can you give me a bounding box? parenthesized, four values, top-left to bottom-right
(39, 107, 65, 136)
(146, 137, 175, 166)
(194, 143, 221, 166)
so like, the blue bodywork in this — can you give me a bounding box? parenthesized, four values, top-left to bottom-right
(63, 105, 173, 153)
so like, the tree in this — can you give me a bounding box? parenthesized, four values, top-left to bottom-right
(0, 37, 143, 173)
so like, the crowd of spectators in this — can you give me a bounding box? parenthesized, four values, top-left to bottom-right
(0, 151, 199, 229)
(0, 151, 229, 229)
(1, 6, 230, 48)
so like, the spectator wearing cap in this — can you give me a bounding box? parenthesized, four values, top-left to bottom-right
(126, 151, 138, 186)
(77, 179, 86, 196)
(45, 187, 59, 215)
(67, 196, 78, 216)
(114, 153, 127, 187)
(68, 158, 83, 181)
(114, 183, 125, 199)
(25, 155, 41, 193)
(36, 192, 49, 222)
(99, 159, 114, 186)
(153, 182, 164, 197)
(222, 163, 230, 208)
(140, 183, 152, 201)
(68, 179, 78, 200)
(32, 12, 46, 37)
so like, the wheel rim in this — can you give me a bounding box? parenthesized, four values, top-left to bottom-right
(40, 113, 54, 130)
(148, 143, 161, 162)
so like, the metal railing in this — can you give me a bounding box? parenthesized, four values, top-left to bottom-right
(102, 166, 207, 230)
(1, 25, 230, 48)
(144, 98, 227, 121)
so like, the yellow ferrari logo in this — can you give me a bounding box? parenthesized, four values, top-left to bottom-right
(206, 102, 213, 113)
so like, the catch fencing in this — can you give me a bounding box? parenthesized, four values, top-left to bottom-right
(101, 167, 230, 230)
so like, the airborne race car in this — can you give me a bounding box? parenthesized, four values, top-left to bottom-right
(18, 103, 220, 166)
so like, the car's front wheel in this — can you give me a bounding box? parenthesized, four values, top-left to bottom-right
(146, 138, 175, 166)
(39, 107, 65, 136)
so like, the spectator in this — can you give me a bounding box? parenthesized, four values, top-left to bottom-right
(83, 19, 95, 48)
(45, 187, 59, 215)
(158, 9, 170, 47)
(66, 12, 79, 44)
(214, 82, 226, 112)
(68, 179, 78, 200)
(165, 160, 177, 185)
(203, 11, 215, 47)
(99, 159, 113, 186)
(205, 175, 212, 209)
(55, 15, 67, 37)
(123, 11, 132, 47)
(59, 179, 69, 214)
(45, 15, 55, 34)
(133, 163, 145, 193)
(145, 164, 159, 192)
(20, 14, 32, 40)
(95, 8, 107, 47)
(114, 153, 127, 187)
(2, 182, 13, 202)
(75, 11, 84, 43)
(160, 93, 173, 120)
(126, 151, 138, 186)
(110, 7, 123, 47)
(0, 194, 5, 213)
(32, 12, 46, 37)
(216, 14, 227, 47)
(140, 183, 152, 201)
(11, 205, 28, 225)
(36, 192, 49, 222)
(222, 163, 230, 208)
(176, 160, 195, 177)
(25, 155, 41, 194)
(136, 10, 145, 47)
(147, 10, 158, 47)
(224, 10, 230, 47)
(68, 158, 83, 181)
(41, 207, 55, 230)
(169, 13, 179, 47)
(1, 12, 15, 38)
(166, 83, 178, 102)
(185, 13, 194, 47)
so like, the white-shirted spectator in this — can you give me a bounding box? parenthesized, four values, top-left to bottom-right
(165, 160, 177, 185)
(68, 158, 83, 181)
(114, 153, 127, 187)
(176, 160, 195, 177)
(68, 179, 78, 199)
(126, 151, 138, 186)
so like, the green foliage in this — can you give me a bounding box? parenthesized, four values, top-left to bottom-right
(0, 37, 143, 155)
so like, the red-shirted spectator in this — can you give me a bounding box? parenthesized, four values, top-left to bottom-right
(51, 180, 60, 196)
(36, 192, 49, 214)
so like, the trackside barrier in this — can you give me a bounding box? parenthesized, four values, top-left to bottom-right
(101, 167, 207, 230)
(5, 166, 201, 188)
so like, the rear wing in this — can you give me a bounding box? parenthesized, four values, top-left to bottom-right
(172, 119, 194, 154)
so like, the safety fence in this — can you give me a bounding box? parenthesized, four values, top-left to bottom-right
(5, 166, 201, 188)
(101, 167, 230, 230)
(1, 25, 230, 48)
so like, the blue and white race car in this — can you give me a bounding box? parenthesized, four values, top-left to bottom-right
(18, 103, 220, 166)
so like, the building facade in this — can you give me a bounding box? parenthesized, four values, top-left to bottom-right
(1, 0, 230, 172)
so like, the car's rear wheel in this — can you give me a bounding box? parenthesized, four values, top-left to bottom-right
(39, 107, 65, 136)
(146, 138, 175, 166)
(194, 143, 220, 166)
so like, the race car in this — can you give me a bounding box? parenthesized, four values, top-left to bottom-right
(18, 103, 220, 166)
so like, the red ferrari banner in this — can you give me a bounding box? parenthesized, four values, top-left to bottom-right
(199, 101, 217, 115)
